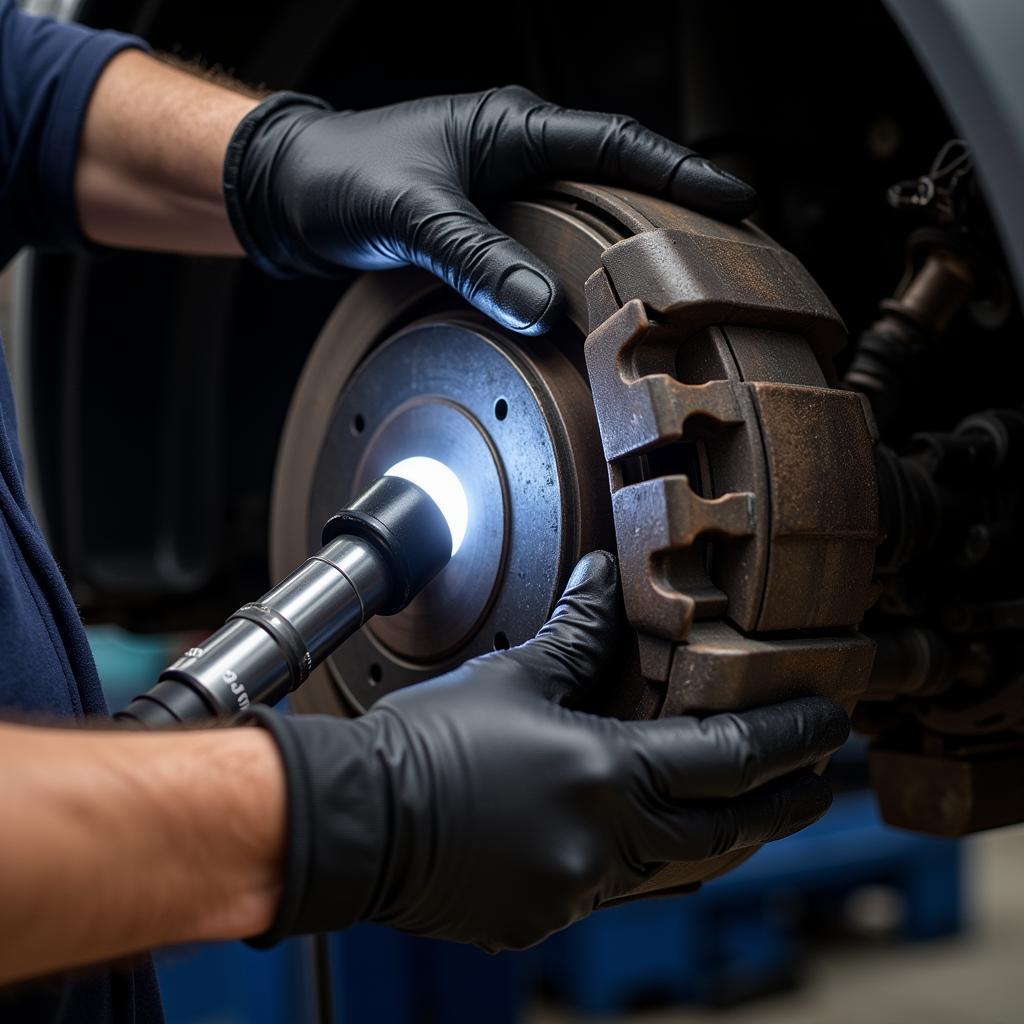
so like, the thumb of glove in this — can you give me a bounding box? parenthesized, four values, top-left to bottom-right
(507, 550, 625, 704)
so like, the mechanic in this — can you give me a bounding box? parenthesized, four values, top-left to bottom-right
(0, 3, 851, 1021)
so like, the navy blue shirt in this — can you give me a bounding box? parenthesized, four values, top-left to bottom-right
(0, 2, 164, 1020)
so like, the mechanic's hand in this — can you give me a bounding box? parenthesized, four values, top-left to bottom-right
(223, 87, 756, 334)
(247, 551, 847, 952)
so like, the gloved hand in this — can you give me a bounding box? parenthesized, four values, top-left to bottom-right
(246, 552, 848, 951)
(222, 86, 756, 334)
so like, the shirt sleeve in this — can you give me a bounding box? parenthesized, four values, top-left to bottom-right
(0, 0, 149, 254)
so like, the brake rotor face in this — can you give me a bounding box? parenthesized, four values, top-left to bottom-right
(305, 315, 606, 710)
(271, 183, 880, 893)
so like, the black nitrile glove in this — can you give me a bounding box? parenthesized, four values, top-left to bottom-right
(246, 552, 848, 952)
(223, 87, 756, 335)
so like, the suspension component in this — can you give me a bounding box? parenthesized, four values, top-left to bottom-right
(844, 237, 975, 433)
(859, 408, 1024, 835)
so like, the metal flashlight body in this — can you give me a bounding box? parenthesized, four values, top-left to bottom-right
(116, 472, 457, 727)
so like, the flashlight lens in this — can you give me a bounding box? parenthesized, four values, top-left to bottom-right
(385, 456, 469, 557)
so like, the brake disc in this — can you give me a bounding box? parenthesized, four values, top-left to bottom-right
(270, 182, 880, 893)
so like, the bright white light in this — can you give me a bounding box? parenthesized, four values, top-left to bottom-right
(385, 456, 468, 557)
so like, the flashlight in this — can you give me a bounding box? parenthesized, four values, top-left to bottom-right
(116, 459, 466, 727)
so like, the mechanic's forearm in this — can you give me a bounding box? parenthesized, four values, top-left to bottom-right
(0, 722, 285, 984)
(75, 50, 260, 254)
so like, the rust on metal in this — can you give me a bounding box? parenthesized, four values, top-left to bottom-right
(749, 382, 879, 630)
(612, 477, 753, 639)
(582, 189, 879, 694)
(661, 621, 876, 717)
(599, 227, 848, 362)
(585, 299, 744, 463)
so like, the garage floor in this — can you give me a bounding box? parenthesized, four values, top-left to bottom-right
(530, 825, 1024, 1024)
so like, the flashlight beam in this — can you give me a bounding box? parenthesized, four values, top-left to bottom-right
(385, 456, 468, 557)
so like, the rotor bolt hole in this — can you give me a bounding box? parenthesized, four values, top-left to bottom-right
(493, 398, 508, 422)
(368, 662, 382, 685)
(352, 414, 366, 435)
(493, 631, 510, 651)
